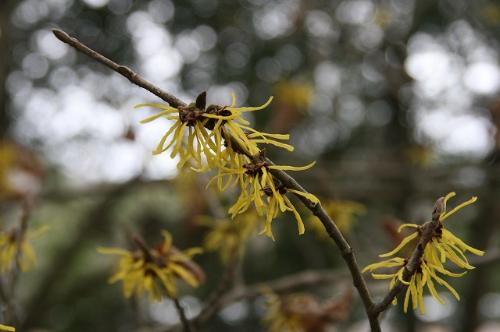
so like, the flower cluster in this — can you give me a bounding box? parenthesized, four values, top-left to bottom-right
(213, 151, 319, 239)
(0, 324, 14, 331)
(197, 210, 258, 262)
(0, 225, 47, 274)
(137, 92, 292, 169)
(363, 192, 485, 314)
(264, 291, 311, 332)
(98, 230, 204, 301)
(138, 93, 319, 238)
(263, 290, 352, 332)
(274, 81, 313, 110)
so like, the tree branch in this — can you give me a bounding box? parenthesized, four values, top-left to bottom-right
(52, 29, 185, 109)
(219, 268, 350, 306)
(193, 255, 240, 326)
(173, 298, 193, 332)
(53, 28, 379, 330)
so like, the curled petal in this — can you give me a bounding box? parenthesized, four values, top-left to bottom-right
(442, 229, 485, 256)
(288, 189, 320, 204)
(397, 223, 420, 233)
(268, 161, 316, 172)
(379, 232, 418, 258)
(440, 195, 477, 222)
(362, 257, 405, 273)
(227, 96, 274, 113)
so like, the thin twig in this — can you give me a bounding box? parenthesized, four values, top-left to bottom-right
(160, 268, 351, 332)
(215, 247, 500, 311)
(53, 28, 379, 330)
(468, 248, 500, 268)
(193, 255, 240, 326)
(173, 298, 193, 332)
(220, 268, 350, 306)
(0, 199, 33, 325)
(159, 246, 500, 332)
(190, 175, 240, 326)
(268, 166, 378, 329)
(12, 198, 32, 285)
(52, 30, 185, 109)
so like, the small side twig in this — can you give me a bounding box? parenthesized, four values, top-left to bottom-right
(160, 268, 351, 332)
(173, 298, 193, 332)
(51, 30, 184, 109)
(0, 198, 33, 325)
(12, 198, 32, 285)
(219, 268, 350, 307)
(193, 255, 240, 326)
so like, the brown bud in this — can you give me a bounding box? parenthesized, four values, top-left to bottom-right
(195, 91, 207, 110)
(432, 197, 445, 221)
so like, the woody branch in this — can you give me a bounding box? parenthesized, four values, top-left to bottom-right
(53, 28, 380, 331)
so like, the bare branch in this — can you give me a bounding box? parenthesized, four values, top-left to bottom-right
(52, 29, 185, 109)
(53, 28, 379, 330)
(193, 256, 240, 326)
(173, 298, 193, 332)
(220, 268, 350, 306)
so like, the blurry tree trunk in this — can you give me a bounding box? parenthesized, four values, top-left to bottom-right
(0, 0, 14, 138)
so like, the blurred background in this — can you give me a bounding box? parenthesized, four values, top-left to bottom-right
(0, 0, 499, 331)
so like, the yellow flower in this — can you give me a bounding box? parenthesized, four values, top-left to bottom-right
(363, 255, 465, 314)
(263, 291, 311, 332)
(0, 226, 48, 274)
(197, 211, 258, 262)
(263, 289, 352, 332)
(210, 152, 318, 239)
(136, 92, 219, 169)
(137, 92, 293, 170)
(363, 192, 485, 314)
(0, 324, 15, 331)
(201, 93, 294, 156)
(404, 145, 433, 167)
(274, 81, 313, 110)
(98, 230, 204, 301)
(375, 192, 483, 262)
(308, 200, 366, 238)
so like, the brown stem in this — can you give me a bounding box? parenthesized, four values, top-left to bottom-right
(52, 28, 379, 330)
(268, 166, 378, 330)
(219, 268, 349, 307)
(52, 29, 185, 109)
(132, 235, 155, 262)
(0, 198, 33, 325)
(194, 255, 240, 326)
(13, 199, 31, 278)
(173, 297, 193, 332)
